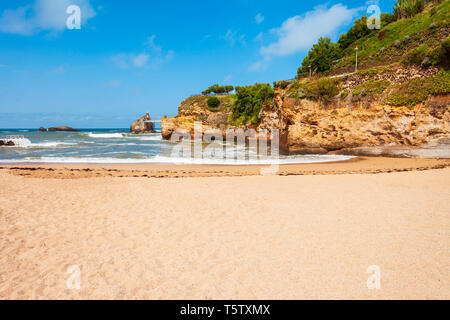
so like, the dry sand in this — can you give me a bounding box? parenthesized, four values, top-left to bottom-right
(0, 157, 449, 299)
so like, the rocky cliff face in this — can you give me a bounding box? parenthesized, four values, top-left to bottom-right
(276, 66, 449, 156)
(161, 66, 449, 157)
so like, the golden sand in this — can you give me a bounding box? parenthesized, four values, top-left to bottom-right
(0, 157, 449, 299)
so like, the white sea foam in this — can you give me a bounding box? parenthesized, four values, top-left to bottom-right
(0, 137, 32, 147)
(87, 133, 125, 138)
(32, 142, 76, 148)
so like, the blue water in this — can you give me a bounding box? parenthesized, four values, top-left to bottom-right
(0, 128, 353, 164)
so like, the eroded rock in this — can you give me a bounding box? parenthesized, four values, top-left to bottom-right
(130, 113, 156, 134)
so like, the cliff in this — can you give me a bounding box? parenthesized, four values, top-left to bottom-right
(276, 65, 449, 156)
(161, 65, 449, 157)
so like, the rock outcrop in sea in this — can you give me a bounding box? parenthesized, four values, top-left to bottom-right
(48, 126, 79, 132)
(0, 139, 15, 146)
(130, 113, 156, 134)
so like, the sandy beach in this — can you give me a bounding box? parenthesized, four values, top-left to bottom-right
(0, 157, 449, 299)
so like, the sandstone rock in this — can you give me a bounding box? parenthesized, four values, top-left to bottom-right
(39, 127, 47, 132)
(6, 141, 15, 146)
(130, 113, 156, 134)
(48, 126, 79, 132)
(0, 140, 4, 146)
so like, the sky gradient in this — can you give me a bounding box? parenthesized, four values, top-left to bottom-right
(0, 0, 395, 128)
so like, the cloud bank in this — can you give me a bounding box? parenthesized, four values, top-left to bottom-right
(251, 4, 360, 71)
(111, 35, 174, 69)
(0, 0, 96, 35)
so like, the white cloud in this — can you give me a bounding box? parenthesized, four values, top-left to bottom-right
(253, 32, 263, 42)
(222, 29, 246, 47)
(131, 53, 149, 68)
(50, 65, 65, 74)
(261, 4, 359, 57)
(248, 57, 270, 72)
(255, 13, 264, 24)
(249, 4, 360, 71)
(0, 0, 96, 36)
(111, 35, 174, 69)
(224, 74, 232, 82)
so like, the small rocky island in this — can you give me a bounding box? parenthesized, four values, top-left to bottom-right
(38, 126, 79, 132)
(47, 126, 79, 132)
(130, 113, 156, 134)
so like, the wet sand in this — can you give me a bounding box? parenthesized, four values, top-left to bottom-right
(0, 157, 449, 299)
(1, 156, 449, 179)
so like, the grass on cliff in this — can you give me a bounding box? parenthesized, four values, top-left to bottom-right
(388, 68, 450, 106)
(334, 0, 450, 72)
(287, 78, 341, 103)
(182, 95, 236, 114)
(352, 79, 391, 95)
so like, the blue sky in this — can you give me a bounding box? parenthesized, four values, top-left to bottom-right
(0, 0, 395, 128)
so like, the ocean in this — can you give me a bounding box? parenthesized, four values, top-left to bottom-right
(0, 128, 353, 164)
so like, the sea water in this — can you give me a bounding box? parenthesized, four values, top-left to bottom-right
(0, 128, 353, 164)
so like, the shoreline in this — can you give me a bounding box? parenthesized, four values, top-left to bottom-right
(1, 156, 449, 179)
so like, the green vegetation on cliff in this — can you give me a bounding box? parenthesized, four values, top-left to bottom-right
(388, 68, 450, 106)
(352, 79, 391, 95)
(229, 83, 274, 126)
(287, 78, 341, 103)
(297, 0, 449, 77)
(207, 96, 220, 111)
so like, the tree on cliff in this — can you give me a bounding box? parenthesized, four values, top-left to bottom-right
(229, 83, 273, 125)
(297, 37, 342, 77)
(202, 84, 234, 95)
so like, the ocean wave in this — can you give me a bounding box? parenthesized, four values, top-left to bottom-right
(0, 154, 354, 165)
(32, 142, 76, 148)
(87, 133, 125, 138)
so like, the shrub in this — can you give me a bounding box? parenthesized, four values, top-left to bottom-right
(207, 96, 220, 111)
(303, 78, 340, 103)
(403, 44, 428, 65)
(388, 69, 450, 106)
(229, 83, 274, 125)
(393, 0, 425, 19)
(298, 37, 342, 77)
(352, 79, 390, 95)
(338, 15, 372, 50)
(357, 67, 379, 77)
(381, 13, 396, 27)
(429, 37, 450, 67)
